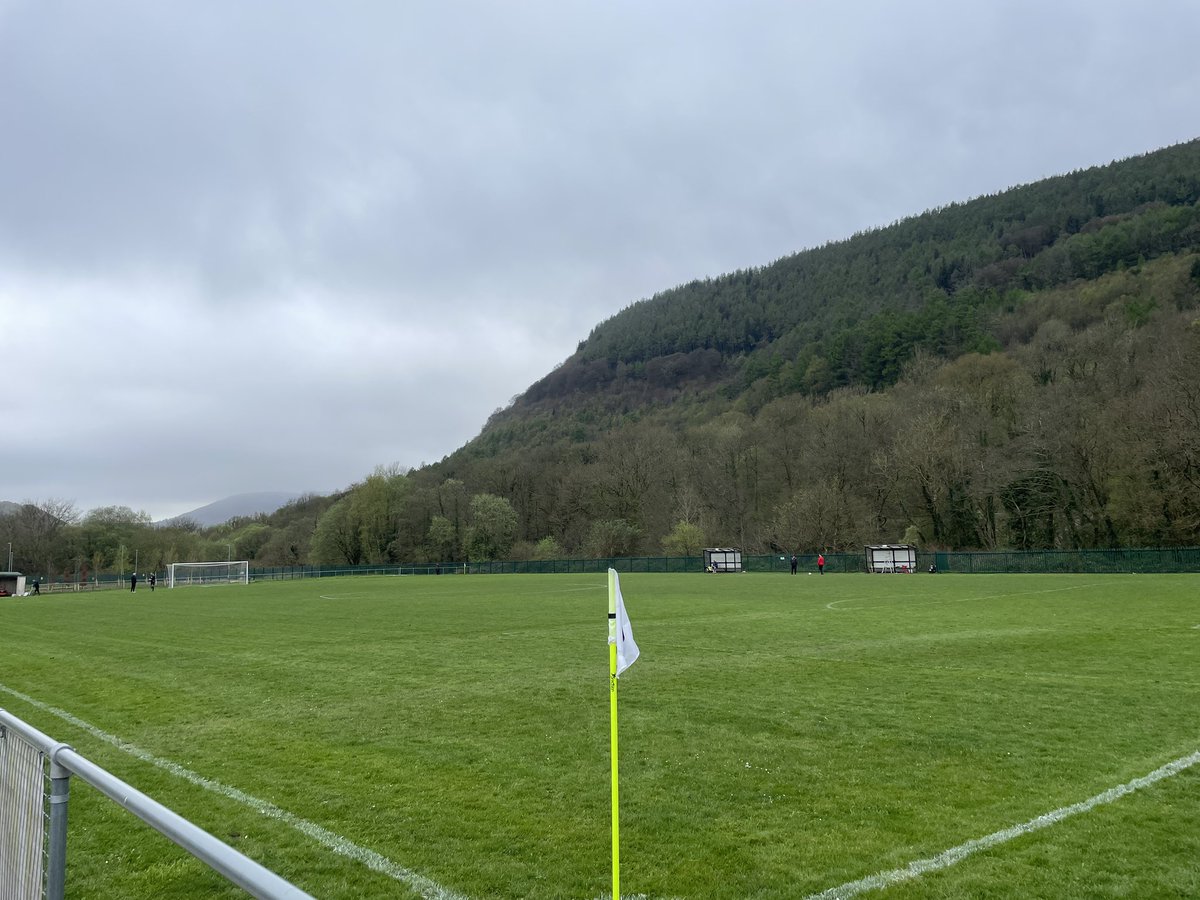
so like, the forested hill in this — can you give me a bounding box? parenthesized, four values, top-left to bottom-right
(412, 137, 1200, 555)
(512, 138, 1200, 416)
(9, 139, 1200, 577)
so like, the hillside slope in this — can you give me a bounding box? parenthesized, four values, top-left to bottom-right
(509, 138, 1200, 423)
(17, 140, 1197, 576)
(407, 139, 1200, 554)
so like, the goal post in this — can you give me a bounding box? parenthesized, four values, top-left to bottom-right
(167, 561, 250, 588)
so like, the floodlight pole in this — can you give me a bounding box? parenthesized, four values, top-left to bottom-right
(6, 542, 11, 571)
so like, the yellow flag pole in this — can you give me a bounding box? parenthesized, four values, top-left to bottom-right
(608, 569, 621, 900)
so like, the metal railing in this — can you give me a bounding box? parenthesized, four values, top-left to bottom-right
(0, 709, 313, 900)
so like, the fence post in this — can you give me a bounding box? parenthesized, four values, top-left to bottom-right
(46, 745, 72, 900)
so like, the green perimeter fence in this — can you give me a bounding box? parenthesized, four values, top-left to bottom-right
(21, 547, 1200, 593)
(253, 546, 1200, 580)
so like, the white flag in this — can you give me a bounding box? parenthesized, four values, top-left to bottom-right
(610, 569, 640, 676)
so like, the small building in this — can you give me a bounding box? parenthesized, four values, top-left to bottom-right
(865, 545, 917, 574)
(703, 548, 743, 573)
(0, 572, 28, 596)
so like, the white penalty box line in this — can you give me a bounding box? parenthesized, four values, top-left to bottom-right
(0, 682, 469, 900)
(805, 747, 1200, 900)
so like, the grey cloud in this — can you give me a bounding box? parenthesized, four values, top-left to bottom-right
(2, 0, 1199, 518)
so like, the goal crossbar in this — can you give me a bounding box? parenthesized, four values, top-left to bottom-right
(167, 561, 250, 588)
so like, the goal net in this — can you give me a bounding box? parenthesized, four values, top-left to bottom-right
(168, 561, 250, 588)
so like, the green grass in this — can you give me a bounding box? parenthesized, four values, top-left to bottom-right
(1, 572, 1198, 899)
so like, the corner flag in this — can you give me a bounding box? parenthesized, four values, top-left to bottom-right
(608, 568, 638, 899)
(611, 569, 640, 676)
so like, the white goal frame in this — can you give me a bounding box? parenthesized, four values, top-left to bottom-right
(167, 560, 250, 588)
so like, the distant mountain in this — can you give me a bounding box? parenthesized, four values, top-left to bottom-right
(158, 492, 302, 528)
(0, 501, 21, 517)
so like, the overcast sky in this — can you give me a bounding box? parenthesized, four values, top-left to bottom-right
(2, 1, 1197, 521)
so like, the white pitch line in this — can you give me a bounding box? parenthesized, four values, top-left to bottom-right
(0, 682, 469, 900)
(804, 748, 1200, 900)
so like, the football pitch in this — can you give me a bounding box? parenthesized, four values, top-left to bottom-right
(1, 572, 1197, 899)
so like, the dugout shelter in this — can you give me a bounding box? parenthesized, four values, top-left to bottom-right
(0, 571, 27, 596)
(703, 548, 743, 573)
(865, 545, 917, 573)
